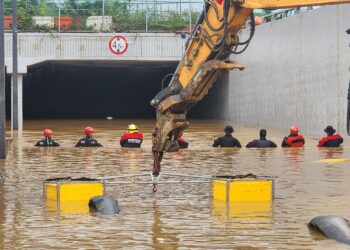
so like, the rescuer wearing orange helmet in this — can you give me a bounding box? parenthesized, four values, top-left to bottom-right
(35, 129, 60, 147)
(120, 124, 143, 148)
(75, 127, 103, 147)
(281, 126, 305, 147)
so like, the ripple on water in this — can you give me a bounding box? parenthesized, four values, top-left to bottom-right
(0, 120, 349, 249)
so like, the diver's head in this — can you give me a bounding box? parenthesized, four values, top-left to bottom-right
(260, 129, 267, 139)
(224, 125, 234, 134)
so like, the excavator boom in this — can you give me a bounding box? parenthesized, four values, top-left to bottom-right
(242, 0, 350, 9)
(150, 0, 350, 181)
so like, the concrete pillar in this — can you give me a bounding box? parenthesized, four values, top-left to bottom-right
(0, 0, 6, 159)
(11, 74, 23, 132)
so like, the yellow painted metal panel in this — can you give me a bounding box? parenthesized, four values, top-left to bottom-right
(46, 200, 90, 214)
(212, 178, 273, 202)
(212, 180, 227, 202)
(46, 183, 58, 201)
(59, 183, 103, 201)
(229, 180, 272, 202)
(45, 181, 104, 201)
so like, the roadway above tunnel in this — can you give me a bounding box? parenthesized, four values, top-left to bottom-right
(4, 32, 186, 73)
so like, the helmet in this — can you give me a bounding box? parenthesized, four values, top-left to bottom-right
(324, 125, 336, 135)
(290, 126, 299, 135)
(128, 124, 138, 133)
(260, 128, 267, 137)
(224, 125, 234, 134)
(84, 127, 94, 135)
(43, 129, 53, 137)
(254, 16, 263, 26)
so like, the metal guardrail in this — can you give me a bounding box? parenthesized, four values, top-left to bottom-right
(4, 1, 201, 33)
(260, 6, 320, 24)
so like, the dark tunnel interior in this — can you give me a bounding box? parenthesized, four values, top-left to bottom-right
(23, 60, 178, 119)
(5, 60, 224, 120)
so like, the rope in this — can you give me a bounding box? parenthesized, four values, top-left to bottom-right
(105, 180, 211, 185)
(97, 173, 150, 180)
(161, 172, 212, 179)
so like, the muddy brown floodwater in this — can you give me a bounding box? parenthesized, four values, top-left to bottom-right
(1, 119, 350, 249)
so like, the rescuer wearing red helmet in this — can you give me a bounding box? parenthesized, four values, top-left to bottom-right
(75, 127, 103, 147)
(35, 129, 60, 147)
(317, 125, 343, 147)
(120, 124, 143, 148)
(281, 126, 305, 147)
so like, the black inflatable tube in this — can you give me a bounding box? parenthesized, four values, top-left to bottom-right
(309, 216, 350, 245)
(89, 196, 120, 216)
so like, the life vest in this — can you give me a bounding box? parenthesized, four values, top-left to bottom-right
(177, 137, 189, 148)
(318, 134, 343, 147)
(120, 132, 143, 147)
(285, 135, 305, 147)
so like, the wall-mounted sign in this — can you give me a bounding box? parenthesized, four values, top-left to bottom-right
(109, 36, 128, 55)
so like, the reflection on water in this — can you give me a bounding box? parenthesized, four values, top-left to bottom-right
(211, 200, 272, 227)
(0, 119, 350, 249)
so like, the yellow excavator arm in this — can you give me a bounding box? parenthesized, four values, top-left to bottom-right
(150, 0, 350, 177)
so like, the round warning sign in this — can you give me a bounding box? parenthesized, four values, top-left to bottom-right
(109, 36, 128, 55)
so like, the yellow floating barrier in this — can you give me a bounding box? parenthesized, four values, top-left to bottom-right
(44, 177, 105, 202)
(211, 174, 274, 202)
(211, 174, 274, 226)
(314, 158, 350, 164)
(46, 200, 91, 215)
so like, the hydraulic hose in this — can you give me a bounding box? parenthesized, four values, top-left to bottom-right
(232, 12, 255, 54)
(347, 82, 350, 135)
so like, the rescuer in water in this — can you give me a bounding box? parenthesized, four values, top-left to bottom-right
(281, 126, 305, 147)
(317, 126, 343, 147)
(75, 127, 103, 147)
(212, 125, 242, 148)
(35, 129, 60, 147)
(120, 124, 143, 148)
(246, 129, 277, 148)
(177, 131, 189, 149)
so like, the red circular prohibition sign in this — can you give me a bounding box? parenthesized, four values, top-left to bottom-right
(109, 35, 128, 55)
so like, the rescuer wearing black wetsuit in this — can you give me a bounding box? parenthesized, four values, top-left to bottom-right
(212, 125, 242, 148)
(35, 129, 60, 147)
(317, 126, 343, 147)
(75, 127, 103, 147)
(246, 129, 277, 148)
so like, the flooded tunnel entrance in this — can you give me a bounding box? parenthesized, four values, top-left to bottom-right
(23, 60, 178, 119)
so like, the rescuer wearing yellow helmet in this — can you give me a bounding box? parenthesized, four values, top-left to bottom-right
(120, 124, 143, 148)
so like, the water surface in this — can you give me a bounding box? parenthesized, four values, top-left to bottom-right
(1, 119, 350, 249)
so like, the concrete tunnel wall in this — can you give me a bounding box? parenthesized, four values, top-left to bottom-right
(205, 5, 350, 136)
